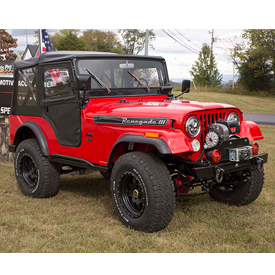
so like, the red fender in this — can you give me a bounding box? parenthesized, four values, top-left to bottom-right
(160, 130, 194, 154)
(239, 120, 263, 141)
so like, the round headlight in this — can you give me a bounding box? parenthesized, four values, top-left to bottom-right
(185, 116, 200, 138)
(227, 112, 240, 122)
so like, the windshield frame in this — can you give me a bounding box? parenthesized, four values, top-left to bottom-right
(76, 57, 169, 96)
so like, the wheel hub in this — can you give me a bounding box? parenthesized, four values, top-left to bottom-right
(21, 154, 38, 189)
(118, 172, 145, 218)
(133, 189, 139, 198)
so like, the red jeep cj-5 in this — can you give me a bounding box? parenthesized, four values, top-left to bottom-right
(9, 51, 268, 232)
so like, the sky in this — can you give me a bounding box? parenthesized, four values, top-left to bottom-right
(9, 28, 243, 83)
(5, 0, 275, 85)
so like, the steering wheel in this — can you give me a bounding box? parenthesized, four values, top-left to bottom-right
(128, 78, 149, 87)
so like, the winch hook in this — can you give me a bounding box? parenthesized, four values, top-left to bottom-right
(215, 167, 224, 183)
(256, 157, 264, 170)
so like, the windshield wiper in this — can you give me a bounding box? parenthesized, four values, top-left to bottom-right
(127, 71, 151, 92)
(86, 68, 111, 93)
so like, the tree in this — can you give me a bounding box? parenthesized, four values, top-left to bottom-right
(0, 29, 18, 60)
(81, 30, 124, 53)
(237, 53, 272, 91)
(49, 29, 85, 51)
(190, 44, 222, 87)
(233, 29, 275, 92)
(118, 29, 155, 55)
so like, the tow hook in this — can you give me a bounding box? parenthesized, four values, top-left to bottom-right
(256, 157, 264, 170)
(215, 167, 224, 183)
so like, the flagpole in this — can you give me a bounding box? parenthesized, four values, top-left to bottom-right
(38, 29, 41, 56)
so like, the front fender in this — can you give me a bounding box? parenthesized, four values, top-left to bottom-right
(160, 130, 194, 154)
(107, 134, 171, 167)
(239, 120, 263, 141)
(106, 130, 194, 167)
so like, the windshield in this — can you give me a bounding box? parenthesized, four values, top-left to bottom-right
(77, 59, 167, 90)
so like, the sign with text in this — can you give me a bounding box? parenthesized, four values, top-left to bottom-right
(0, 61, 14, 115)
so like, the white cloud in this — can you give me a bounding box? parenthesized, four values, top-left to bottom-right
(147, 29, 243, 80)
(10, 28, 243, 81)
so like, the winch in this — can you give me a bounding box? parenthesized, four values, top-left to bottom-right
(204, 120, 240, 150)
(204, 122, 229, 149)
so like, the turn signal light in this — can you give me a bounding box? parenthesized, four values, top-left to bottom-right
(252, 142, 259, 155)
(145, 132, 160, 138)
(212, 150, 221, 163)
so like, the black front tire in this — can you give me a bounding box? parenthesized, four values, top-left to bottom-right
(14, 139, 60, 198)
(209, 165, 264, 206)
(111, 151, 175, 232)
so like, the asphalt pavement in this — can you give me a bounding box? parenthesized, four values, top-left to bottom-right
(243, 113, 275, 125)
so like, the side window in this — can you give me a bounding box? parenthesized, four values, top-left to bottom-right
(44, 67, 73, 99)
(17, 67, 38, 106)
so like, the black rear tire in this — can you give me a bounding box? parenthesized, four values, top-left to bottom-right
(209, 165, 264, 206)
(111, 151, 175, 233)
(14, 139, 60, 198)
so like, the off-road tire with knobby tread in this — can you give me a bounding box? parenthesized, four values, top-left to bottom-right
(209, 165, 264, 206)
(111, 151, 175, 233)
(14, 138, 60, 198)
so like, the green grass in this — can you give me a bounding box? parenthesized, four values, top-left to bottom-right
(173, 89, 275, 114)
(0, 125, 274, 253)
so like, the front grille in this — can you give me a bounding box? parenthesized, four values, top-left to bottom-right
(199, 111, 226, 144)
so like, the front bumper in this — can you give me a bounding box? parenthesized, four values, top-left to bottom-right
(192, 153, 268, 179)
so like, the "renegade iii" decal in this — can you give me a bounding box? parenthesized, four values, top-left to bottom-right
(93, 116, 168, 126)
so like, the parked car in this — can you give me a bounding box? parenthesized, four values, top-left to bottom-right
(9, 51, 268, 232)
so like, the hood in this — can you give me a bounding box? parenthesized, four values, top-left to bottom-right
(96, 99, 238, 118)
(89, 98, 241, 128)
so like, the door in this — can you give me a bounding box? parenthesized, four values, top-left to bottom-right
(41, 62, 81, 147)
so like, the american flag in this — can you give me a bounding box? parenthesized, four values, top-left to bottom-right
(41, 29, 53, 53)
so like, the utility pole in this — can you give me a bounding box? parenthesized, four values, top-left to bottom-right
(145, 29, 149, 56)
(211, 29, 214, 55)
(25, 29, 28, 45)
(209, 29, 214, 59)
(232, 64, 235, 89)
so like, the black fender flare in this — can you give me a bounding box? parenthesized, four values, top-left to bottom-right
(12, 121, 49, 156)
(107, 134, 171, 167)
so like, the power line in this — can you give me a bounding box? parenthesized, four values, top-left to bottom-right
(161, 29, 199, 54)
(175, 29, 201, 49)
(187, 29, 208, 45)
(161, 29, 199, 88)
(167, 29, 200, 54)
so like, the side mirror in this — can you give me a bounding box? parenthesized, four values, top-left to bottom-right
(182, 80, 191, 93)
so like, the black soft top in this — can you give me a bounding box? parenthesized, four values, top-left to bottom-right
(14, 51, 165, 70)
